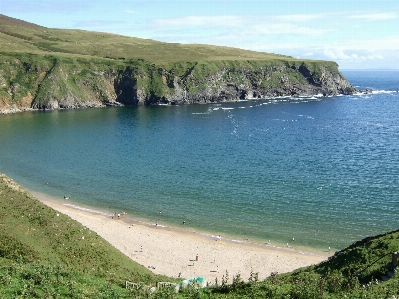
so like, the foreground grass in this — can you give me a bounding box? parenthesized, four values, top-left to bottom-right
(0, 174, 177, 298)
(208, 231, 399, 298)
(1, 172, 398, 298)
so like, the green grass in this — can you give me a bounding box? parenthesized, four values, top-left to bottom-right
(205, 233, 399, 298)
(1, 172, 398, 298)
(0, 174, 177, 298)
(0, 14, 326, 67)
(1, 14, 382, 298)
(1, 14, 353, 111)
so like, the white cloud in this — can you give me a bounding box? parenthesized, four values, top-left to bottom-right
(349, 12, 398, 21)
(153, 15, 242, 27)
(254, 22, 331, 35)
(142, 11, 399, 69)
(347, 36, 399, 51)
(323, 47, 353, 60)
(74, 20, 125, 27)
(153, 14, 332, 36)
(274, 13, 332, 22)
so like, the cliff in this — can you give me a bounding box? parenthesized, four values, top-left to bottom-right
(0, 14, 357, 113)
(0, 53, 356, 113)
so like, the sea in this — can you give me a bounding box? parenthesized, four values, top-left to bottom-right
(0, 70, 398, 253)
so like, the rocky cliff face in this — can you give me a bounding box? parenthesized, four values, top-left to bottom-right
(168, 62, 356, 105)
(0, 53, 356, 114)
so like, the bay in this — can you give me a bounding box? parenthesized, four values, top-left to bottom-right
(1, 70, 398, 251)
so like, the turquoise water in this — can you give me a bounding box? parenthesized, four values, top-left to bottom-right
(1, 70, 398, 251)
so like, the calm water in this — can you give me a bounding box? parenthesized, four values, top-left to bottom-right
(1, 70, 398, 251)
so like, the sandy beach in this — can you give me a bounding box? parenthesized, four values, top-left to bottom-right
(32, 191, 328, 283)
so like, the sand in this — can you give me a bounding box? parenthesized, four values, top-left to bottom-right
(32, 191, 328, 283)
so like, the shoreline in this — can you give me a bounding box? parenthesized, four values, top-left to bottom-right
(30, 190, 329, 283)
(0, 91, 366, 115)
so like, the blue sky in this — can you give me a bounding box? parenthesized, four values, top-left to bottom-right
(1, 0, 398, 69)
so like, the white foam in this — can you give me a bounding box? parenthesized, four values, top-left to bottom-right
(354, 90, 396, 97)
(372, 90, 397, 95)
(62, 203, 110, 217)
(193, 108, 214, 114)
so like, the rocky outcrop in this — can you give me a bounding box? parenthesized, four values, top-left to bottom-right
(168, 62, 356, 106)
(0, 53, 357, 114)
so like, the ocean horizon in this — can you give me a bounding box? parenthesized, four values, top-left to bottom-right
(1, 70, 398, 252)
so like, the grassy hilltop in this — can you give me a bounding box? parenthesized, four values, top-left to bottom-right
(0, 15, 293, 65)
(1, 173, 399, 298)
(0, 14, 356, 113)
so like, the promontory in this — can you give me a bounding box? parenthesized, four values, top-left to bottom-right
(0, 14, 357, 114)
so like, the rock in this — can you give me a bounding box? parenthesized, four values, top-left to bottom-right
(0, 53, 357, 113)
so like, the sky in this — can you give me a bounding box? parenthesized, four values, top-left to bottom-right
(1, 0, 398, 69)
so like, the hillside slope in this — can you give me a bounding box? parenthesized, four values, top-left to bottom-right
(207, 231, 399, 298)
(0, 14, 356, 114)
(0, 14, 296, 64)
(0, 173, 175, 298)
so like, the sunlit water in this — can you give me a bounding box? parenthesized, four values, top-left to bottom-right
(1, 70, 398, 251)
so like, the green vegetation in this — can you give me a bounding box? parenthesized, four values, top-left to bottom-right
(1, 173, 398, 298)
(0, 14, 298, 66)
(208, 232, 399, 298)
(0, 14, 391, 298)
(0, 174, 177, 298)
(0, 14, 355, 112)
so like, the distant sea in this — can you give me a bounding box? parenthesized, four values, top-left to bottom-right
(1, 70, 398, 252)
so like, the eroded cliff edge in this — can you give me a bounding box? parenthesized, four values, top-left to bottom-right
(0, 53, 356, 113)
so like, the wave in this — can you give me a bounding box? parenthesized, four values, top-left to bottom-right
(192, 107, 215, 114)
(199, 95, 328, 113)
(371, 90, 398, 94)
(62, 203, 111, 217)
(353, 90, 397, 96)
